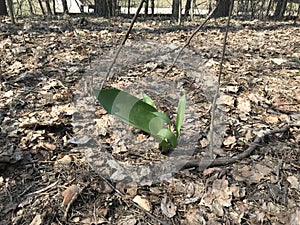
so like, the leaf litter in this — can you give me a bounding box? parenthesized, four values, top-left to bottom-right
(0, 17, 299, 224)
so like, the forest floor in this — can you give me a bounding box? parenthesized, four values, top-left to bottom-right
(0, 15, 299, 225)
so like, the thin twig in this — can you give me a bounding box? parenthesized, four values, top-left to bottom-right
(208, 0, 233, 159)
(26, 180, 59, 196)
(100, 0, 145, 90)
(178, 125, 293, 170)
(163, 3, 220, 77)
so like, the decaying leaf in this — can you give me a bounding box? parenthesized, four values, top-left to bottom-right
(223, 136, 236, 147)
(54, 155, 73, 167)
(161, 196, 177, 218)
(186, 182, 195, 198)
(184, 209, 206, 224)
(216, 95, 234, 107)
(61, 185, 80, 206)
(116, 182, 138, 199)
(133, 195, 152, 212)
(200, 177, 233, 217)
(290, 209, 300, 225)
(29, 214, 43, 225)
(237, 96, 251, 114)
(287, 176, 300, 190)
(232, 164, 273, 184)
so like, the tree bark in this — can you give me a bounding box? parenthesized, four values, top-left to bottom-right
(38, 0, 46, 15)
(95, 0, 112, 17)
(266, 0, 273, 17)
(61, 0, 69, 13)
(178, 0, 181, 24)
(127, 0, 130, 14)
(144, 0, 148, 15)
(6, 0, 15, 23)
(184, 0, 191, 16)
(212, 0, 232, 18)
(172, 0, 180, 18)
(150, 0, 154, 15)
(27, 0, 34, 14)
(45, 0, 52, 15)
(0, 0, 8, 15)
(274, 0, 288, 18)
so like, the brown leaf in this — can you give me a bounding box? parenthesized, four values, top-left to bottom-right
(223, 136, 236, 147)
(61, 185, 80, 206)
(237, 96, 251, 114)
(290, 209, 300, 225)
(133, 195, 151, 212)
(116, 182, 137, 200)
(184, 209, 206, 224)
(29, 214, 43, 225)
(161, 196, 177, 218)
(287, 176, 300, 190)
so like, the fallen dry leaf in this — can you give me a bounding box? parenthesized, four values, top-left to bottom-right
(237, 96, 251, 114)
(55, 155, 73, 167)
(133, 195, 151, 212)
(290, 209, 300, 225)
(287, 176, 300, 190)
(29, 214, 43, 225)
(184, 209, 206, 224)
(223, 136, 236, 147)
(116, 182, 138, 199)
(61, 185, 80, 206)
(201, 177, 233, 217)
(161, 196, 177, 218)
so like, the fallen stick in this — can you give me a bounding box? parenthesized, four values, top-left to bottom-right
(178, 124, 299, 171)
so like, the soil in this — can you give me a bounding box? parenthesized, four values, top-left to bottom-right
(0, 15, 299, 225)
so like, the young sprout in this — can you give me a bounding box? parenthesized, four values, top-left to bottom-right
(93, 88, 186, 151)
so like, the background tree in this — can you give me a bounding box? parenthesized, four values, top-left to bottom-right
(45, 0, 53, 15)
(212, 0, 232, 17)
(6, 0, 15, 23)
(184, 0, 191, 17)
(145, 0, 149, 15)
(274, 0, 288, 18)
(172, 0, 180, 18)
(0, 0, 8, 15)
(95, 0, 114, 17)
(61, 0, 69, 13)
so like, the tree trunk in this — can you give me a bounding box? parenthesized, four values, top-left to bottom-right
(38, 0, 45, 15)
(184, 0, 191, 17)
(144, 0, 148, 15)
(53, 0, 57, 14)
(61, 0, 69, 13)
(172, 0, 180, 18)
(274, 0, 288, 18)
(190, 0, 195, 20)
(266, 0, 273, 17)
(95, 0, 112, 17)
(127, 0, 130, 14)
(45, 0, 52, 15)
(178, 0, 181, 24)
(0, 0, 8, 15)
(6, 0, 15, 23)
(259, 0, 266, 18)
(212, 0, 232, 18)
(151, 0, 154, 15)
(27, 0, 34, 14)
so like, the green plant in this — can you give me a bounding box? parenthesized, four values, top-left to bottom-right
(93, 88, 186, 151)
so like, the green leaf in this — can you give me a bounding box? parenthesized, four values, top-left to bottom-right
(176, 94, 186, 137)
(142, 93, 156, 108)
(152, 111, 171, 126)
(157, 128, 177, 148)
(93, 88, 170, 136)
